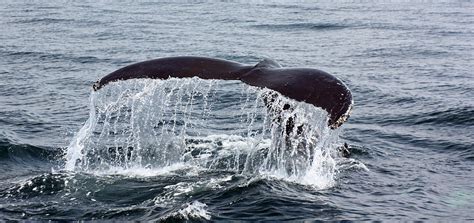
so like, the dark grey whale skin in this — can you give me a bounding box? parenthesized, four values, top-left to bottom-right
(93, 56, 353, 128)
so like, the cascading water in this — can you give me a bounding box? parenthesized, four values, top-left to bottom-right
(64, 78, 342, 188)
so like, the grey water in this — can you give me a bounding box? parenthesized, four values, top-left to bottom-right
(1, 1, 473, 221)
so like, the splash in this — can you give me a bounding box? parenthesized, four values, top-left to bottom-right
(64, 78, 342, 188)
(162, 201, 211, 221)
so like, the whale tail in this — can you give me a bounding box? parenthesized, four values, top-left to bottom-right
(93, 56, 353, 128)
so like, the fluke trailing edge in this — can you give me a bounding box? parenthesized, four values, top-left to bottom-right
(93, 56, 353, 128)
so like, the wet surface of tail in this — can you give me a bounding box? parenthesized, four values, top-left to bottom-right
(93, 56, 353, 128)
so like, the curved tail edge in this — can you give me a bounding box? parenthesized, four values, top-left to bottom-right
(92, 56, 353, 128)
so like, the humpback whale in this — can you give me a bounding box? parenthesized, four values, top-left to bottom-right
(93, 56, 353, 128)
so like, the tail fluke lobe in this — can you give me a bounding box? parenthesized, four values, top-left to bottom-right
(240, 68, 352, 128)
(93, 56, 251, 91)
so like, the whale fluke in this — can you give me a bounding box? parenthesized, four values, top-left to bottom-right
(93, 56, 353, 128)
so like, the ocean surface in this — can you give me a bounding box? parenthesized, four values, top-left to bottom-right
(1, 1, 473, 221)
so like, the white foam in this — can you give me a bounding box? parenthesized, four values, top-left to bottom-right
(86, 162, 194, 177)
(171, 201, 211, 220)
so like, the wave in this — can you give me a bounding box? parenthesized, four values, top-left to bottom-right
(361, 46, 451, 59)
(0, 173, 66, 200)
(159, 201, 210, 221)
(375, 106, 474, 127)
(252, 23, 349, 31)
(13, 18, 75, 24)
(0, 139, 61, 164)
(0, 172, 344, 221)
(413, 107, 474, 126)
(10, 16, 104, 28)
(1, 49, 113, 65)
(253, 21, 424, 33)
(346, 124, 474, 160)
(264, 4, 321, 11)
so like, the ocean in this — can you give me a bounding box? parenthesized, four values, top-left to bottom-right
(0, 1, 473, 221)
